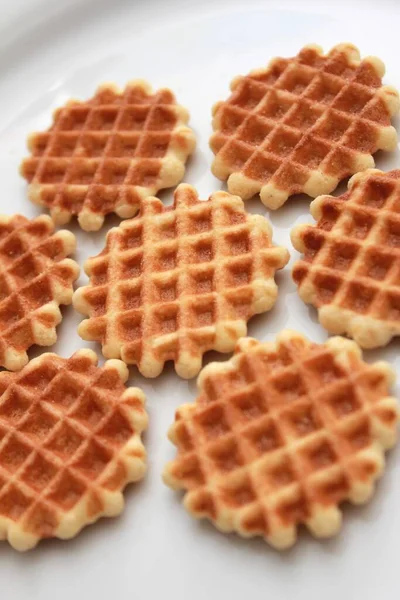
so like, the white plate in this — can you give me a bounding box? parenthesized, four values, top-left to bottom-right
(0, 0, 399, 598)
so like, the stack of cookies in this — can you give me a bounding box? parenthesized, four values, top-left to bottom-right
(0, 44, 398, 551)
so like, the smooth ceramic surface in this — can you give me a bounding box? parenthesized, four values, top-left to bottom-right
(0, 1, 399, 598)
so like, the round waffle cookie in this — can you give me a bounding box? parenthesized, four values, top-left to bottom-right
(0, 349, 148, 551)
(291, 169, 400, 348)
(210, 43, 399, 209)
(163, 330, 398, 549)
(20, 80, 196, 231)
(0, 214, 79, 371)
(73, 184, 289, 378)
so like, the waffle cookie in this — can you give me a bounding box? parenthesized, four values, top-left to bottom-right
(73, 184, 289, 378)
(20, 81, 196, 231)
(0, 214, 79, 371)
(292, 169, 400, 348)
(0, 349, 147, 551)
(210, 43, 399, 209)
(163, 331, 398, 549)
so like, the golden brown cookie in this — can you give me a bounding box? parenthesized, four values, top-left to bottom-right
(21, 81, 196, 231)
(292, 168, 400, 348)
(210, 44, 399, 209)
(0, 349, 147, 551)
(164, 331, 398, 548)
(73, 184, 289, 378)
(0, 214, 79, 371)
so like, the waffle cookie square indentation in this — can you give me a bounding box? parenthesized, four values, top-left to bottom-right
(292, 168, 400, 348)
(0, 349, 147, 551)
(210, 44, 399, 210)
(73, 184, 289, 378)
(0, 214, 79, 371)
(20, 81, 196, 231)
(163, 331, 398, 549)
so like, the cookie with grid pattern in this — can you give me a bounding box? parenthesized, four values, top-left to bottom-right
(291, 169, 400, 348)
(0, 214, 79, 371)
(210, 43, 399, 210)
(73, 184, 289, 378)
(163, 330, 398, 549)
(0, 349, 148, 551)
(20, 80, 196, 231)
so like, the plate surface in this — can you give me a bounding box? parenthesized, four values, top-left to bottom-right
(0, 0, 399, 598)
